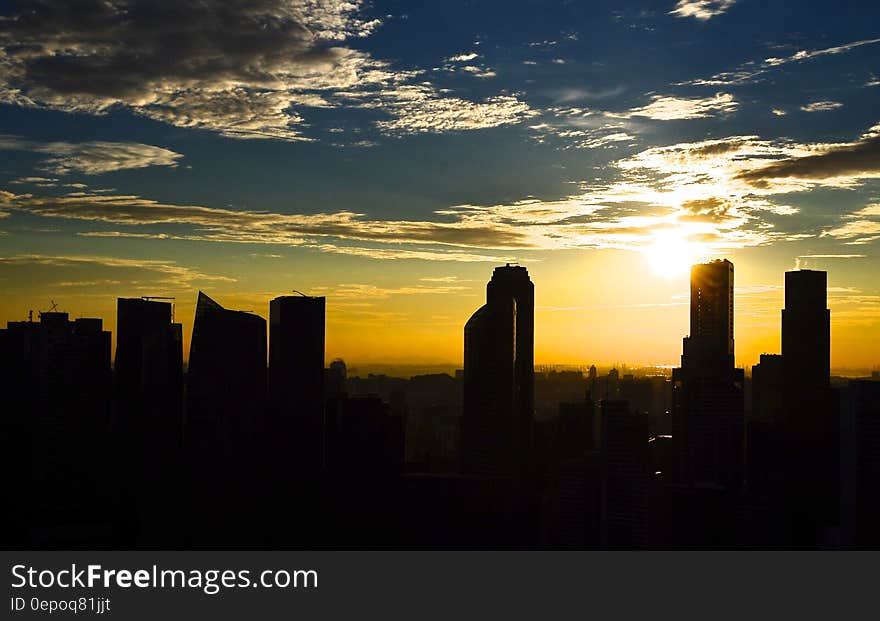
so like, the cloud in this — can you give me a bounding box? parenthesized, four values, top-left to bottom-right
(0, 135, 183, 174)
(310, 244, 510, 262)
(0, 189, 535, 250)
(0, 253, 235, 290)
(9, 176, 58, 184)
(669, 0, 736, 21)
(685, 37, 880, 86)
(370, 89, 536, 134)
(772, 108, 787, 116)
(5, 124, 880, 261)
(445, 53, 479, 63)
(0, 1, 378, 138)
(800, 101, 843, 113)
(736, 124, 880, 186)
(822, 202, 880, 244)
(311, 282, 469, 299)
(612, 93, 737, 120)
(551, 86, 627, 104)
(851, 204, 880, 217)
(822, 220, 880, 244)
(797, 254, 867, 259)
(0, 1, 534, 140)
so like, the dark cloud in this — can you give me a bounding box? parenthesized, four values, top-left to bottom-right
(0, 1, 534, 139)
(736, 128, 880, 185)
(0, 1, 377, 138)
(0, 1, 363, 101)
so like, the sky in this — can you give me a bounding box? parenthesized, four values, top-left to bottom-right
(0, 0, 878, 372)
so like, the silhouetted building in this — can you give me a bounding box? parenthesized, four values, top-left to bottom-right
(840, 380, 880, 549)
(325, 394, 405, 476)
(186, 291, 266, 456)
(672, 260, 744, 492)
(780, 270, 837, 547)
(1, 311, 113, 546)
(752, 354, 783, 424)
(462, 264, 534, 479)
(269, 293, 326, 471)
(115, 298, 183, 445)
(601, 400, 649, 549)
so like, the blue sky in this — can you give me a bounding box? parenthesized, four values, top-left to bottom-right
(0, 0, 878, 368)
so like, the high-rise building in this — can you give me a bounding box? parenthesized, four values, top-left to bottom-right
(840, 380, 880, 549)
(487, 264, 535, 434)
(752, 354, 783, 424)
(685, 259, 735, 372)
(1, 311, 112, 545)
(782, 270, 830, 430)
(672, 260, 744, 491)
(601, 399, 649, 549)
(186, 291, 266, 456)
(462, 264, 534, 479)
(269, 294, 325, 470)
(115, 298, 183, 453)
(780, 269, 837, 546)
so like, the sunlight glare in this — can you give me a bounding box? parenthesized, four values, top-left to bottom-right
(642, 230, 708, 278)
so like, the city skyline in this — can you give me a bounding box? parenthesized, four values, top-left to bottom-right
(0, 262, 875, 374)
(1, 1, 879, 370)
(5, 257, 875, 549)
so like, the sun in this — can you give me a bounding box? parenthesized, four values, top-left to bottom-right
(642, 230, 709, 278)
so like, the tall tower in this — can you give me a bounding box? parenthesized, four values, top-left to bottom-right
(683, 259, 734, 373)
(186, 291, 266, 456)
(782, 269, 830, 422)
(672, 260, 744, 491)
(269, 293, 326, 470)
(462, 264, 534, 479)
(780, 269, 836, 546)
(115, 298, 183, 448)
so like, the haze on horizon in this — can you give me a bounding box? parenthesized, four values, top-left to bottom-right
(0, 1, 878, 371)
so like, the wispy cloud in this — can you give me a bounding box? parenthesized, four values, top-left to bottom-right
(445, 53, 480, 63)
(311, 282, 469, 299)
(685, 37, 880, 86)
(800, 101, 843, 113)
(797, 254, 867, 259)
(0, 135, 183, 175)
(551, 86, 627, 104)
(611, 93, 738, 120)
(0, 254, 235, 290)
(4, 122, 880, 261)
(669, 0, 737, 21)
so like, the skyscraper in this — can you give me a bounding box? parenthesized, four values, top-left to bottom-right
(462, 264, 534, 479)
(186, 291, 266, 455)
(672, 260, 744, 491)
(601, 399, 649, 549)
(684, 259, 734, 372)
(1, 311, 112, 546)
(115, 297, 183, 448)
(840, 380, 880, 549)
(269, 293, 326, 470)
(780, 269, 836, 546)
(782, 269, 830, 429)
